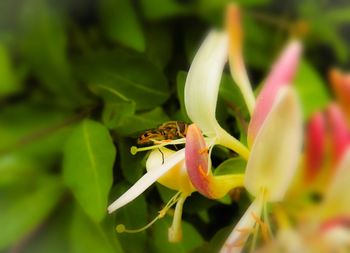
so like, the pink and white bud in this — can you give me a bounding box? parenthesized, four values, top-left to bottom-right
(248, 41, 302, 146)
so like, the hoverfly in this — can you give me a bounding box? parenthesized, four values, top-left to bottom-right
(137, 121, 189, 147)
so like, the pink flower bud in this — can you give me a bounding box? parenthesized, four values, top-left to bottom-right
(248, 40, 302, 146)
(326, 104, 350, 168)
(305, 112, 326, 182)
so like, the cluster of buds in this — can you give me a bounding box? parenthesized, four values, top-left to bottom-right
(261, 72, 350, 253)
(107, 4, 350, 253)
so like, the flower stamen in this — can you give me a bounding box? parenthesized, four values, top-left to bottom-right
(115, 192, 182, 234)
(130, 138, 187, 155)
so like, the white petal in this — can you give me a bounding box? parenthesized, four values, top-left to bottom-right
(184, 30, 228, 136)
(220, 196, 264, 253)
(244, 86, 303, 202)
(321, 148, 350, 218)
(108, 149, 185, 213)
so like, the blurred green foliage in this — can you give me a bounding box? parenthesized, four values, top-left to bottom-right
(0, 0, 349, 252)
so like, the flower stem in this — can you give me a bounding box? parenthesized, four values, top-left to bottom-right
(168, 193, 188, 242)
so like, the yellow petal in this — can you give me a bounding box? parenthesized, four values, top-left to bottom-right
(146, 148, 194, 195)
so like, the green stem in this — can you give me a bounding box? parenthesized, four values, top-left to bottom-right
(217, 128, 250, 160)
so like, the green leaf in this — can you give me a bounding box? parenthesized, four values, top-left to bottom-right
(0, 176, 63, 250)
(325, 8, 350, 24)
(294, 59, 330, 118)
(115, 107, 169, 136)
(0, 154, 42, 187)
(214, 157, 247, 176)
(236, 0, 272, 6)
(21, 205, 72, 253)
(111, 183, 148, 253)
(100, 0, 145, 52)
(75, 50, 169, 110)
(145, 24, 173, 69)
(70, 205, 123, 253)
(90, 84, 136, 129)
(243, 16, 276, 70)
(0, 43, 20, 97)
(19, 0, 80, 103)
(63, 119, 116, 223)
(140, 0, 188, 19)
(151, 217, 203, 253)
(0, 103, 74, 166)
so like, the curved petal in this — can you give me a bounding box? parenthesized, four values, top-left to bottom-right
(108, 149, 185, 213)
(185, 124, 211, 197)
(184, 30, 228, 136)
(185, 124, 244, 199)
(226, 4, 255, 115)
(248, 40, 302, 146)
(244, 87, 303, 202)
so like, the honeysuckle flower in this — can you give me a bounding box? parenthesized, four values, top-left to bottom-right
(185, 46, 303, 252)
(183, 6, 303, 252)
(220, 86, 303, 253)
(108, 4, 303, 247)
(107, 7, 251, 240)
(183, 6, 300, 202)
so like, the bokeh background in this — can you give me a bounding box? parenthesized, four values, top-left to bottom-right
(1, 0, 350, 252)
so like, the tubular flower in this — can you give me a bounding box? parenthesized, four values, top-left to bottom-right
(185, 38, 303, 253)
(183, 6, 303, 252)
(220, 87, 303, 253)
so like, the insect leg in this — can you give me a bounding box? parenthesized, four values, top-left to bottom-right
(158, 148, 165, 164)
